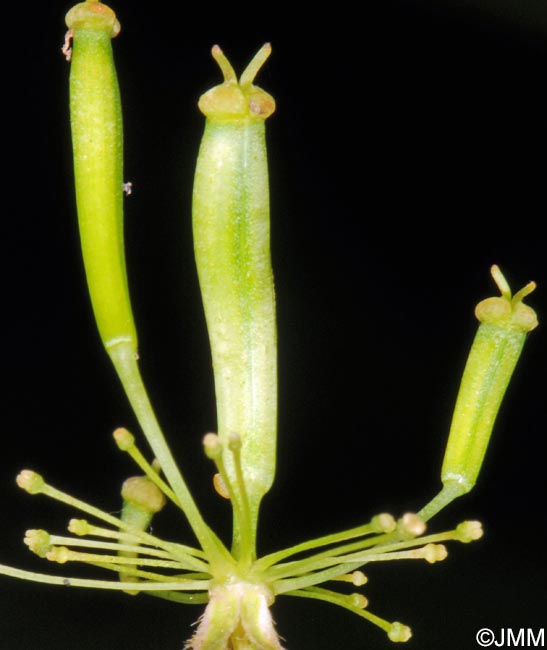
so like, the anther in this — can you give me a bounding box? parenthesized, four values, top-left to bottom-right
(387, 622, 412, 643)
(422, 543, 448, 564)
(213, 473, 230, 499)
(335, 571, 368, 586)
(399, 513, 426, 538)
(371, 513, 396, 533)
(227, 432, 242, 452)
(348, 593, 368, 609)
(203, 433, 223, 460)
(113, 427, 135, 451)
(16, 470, 45, 495)
(351, 571, 368, 587)
(455, 520, 483, 543)
(24, 530, 52, 558)
(46, 546, 71, 564)
(68, 519, 90, 536)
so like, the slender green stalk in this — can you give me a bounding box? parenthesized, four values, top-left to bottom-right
(109, 344, 232, 567)
(287, 589, 412, 642)
(0, 565, 207, 592)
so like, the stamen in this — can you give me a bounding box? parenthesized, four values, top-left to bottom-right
(24, 530, 52, 558)
(272, 563, 369, 594)
(46, 534, 179, 561)
(68, 519, 92, 536)
(423, 543, 448, 564)
(371, 513, 397, 533)
(398, 513, 426, 538)
(455, 520, 483, 543)
(16, 470, 45, 494)
(265, 515, 428, 582)
(349, 593, 369, 609)
(0, 564, 210, 592)
(69, 518, 151, 545)
(71, 519, 208, 566)
(46, 546, 70, 564)
(388, 622, 413, 643)
(69, 518, 158, 547)
(46, 546, 191, 570)
(17, 472, 207, 571)
(113, 428, 180, 507)
(203, 433, 237, 503)
(268, 521, 472, 592)
(203, 432, 222, 460)
(17, 470, 137, 531)
(213, 473, 230, 499)
(227, 433, 253, 564)
(334, 524, 481, 564)
(92, 561, 199, 584)
(286, 587, 412, 643)
(203, 432, 253, 563)
(255, 513, 397, 572)
(332, 543, 449, 566)
(113, 427, 135, 451)
(332, 570, 368, 587)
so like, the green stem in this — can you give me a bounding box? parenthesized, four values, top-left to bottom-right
(417, 482, 466, 522)
(108, 343, 232, 569)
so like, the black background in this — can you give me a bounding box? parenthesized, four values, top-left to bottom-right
(1, 1, 546, 649)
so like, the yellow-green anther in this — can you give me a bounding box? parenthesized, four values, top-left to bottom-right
(68, 519, 91, 536)
(24, 530, 52, 558)
(193, 44, 277, 556)
(388, 622, 413, 643)
(66, 0, 136, 355)
(113, 426, 135, 451)
(454, 521, 484, 543)
(420, 266, 538, 521)
(16, 470, 45, 495)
